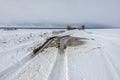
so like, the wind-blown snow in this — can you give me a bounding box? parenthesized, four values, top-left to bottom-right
(0, 29, 120, 80)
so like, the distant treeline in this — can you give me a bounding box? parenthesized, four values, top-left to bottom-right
(0, 25, 119, 30)
(0, 27, 67, 29)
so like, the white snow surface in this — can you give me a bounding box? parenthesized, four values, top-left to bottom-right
(0, 29, 120, 80)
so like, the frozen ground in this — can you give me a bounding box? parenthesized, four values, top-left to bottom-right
(0, 29, 120, 80)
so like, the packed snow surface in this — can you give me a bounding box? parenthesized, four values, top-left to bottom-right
(0, 29, 120, 80)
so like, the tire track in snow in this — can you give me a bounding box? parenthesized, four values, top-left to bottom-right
(48, 48, 68, 80)
(92, 34, 120, 80)
(99, 46, 120, 80)
(0, 39, 46, 80)
(93, 34, 120, 71)
(85, 31, 120, 80)
(0, 36, 69, 80)
(0, 52, 38, 80)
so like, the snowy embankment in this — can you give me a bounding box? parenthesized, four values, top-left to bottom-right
(0, 29, 120, 80)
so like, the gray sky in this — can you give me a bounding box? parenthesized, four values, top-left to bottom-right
(0, 0, 120, 27)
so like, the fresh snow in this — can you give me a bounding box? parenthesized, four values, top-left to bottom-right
(0, 29, 120, 80)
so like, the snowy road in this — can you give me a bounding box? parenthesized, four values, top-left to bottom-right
(0, 29, 120, 80)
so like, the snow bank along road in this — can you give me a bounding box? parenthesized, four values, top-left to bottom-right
(0, 29, 120, 80)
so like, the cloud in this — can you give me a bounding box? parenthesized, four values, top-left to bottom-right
(0, 0, 120, 27)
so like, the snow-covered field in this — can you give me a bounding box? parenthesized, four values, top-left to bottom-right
(0, 29, 120, 80)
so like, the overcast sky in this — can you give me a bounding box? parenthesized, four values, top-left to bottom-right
(0, 0, 120, 27)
